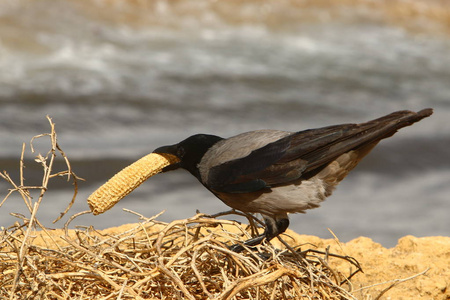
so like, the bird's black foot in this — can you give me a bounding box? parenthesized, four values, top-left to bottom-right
(229, 214, 290, 253)
(228, 243, 246, 253)
(229, 234, 265, 253)
(228, 242, 271, 260)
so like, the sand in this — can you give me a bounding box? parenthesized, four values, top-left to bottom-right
(278, 232, 449, 299)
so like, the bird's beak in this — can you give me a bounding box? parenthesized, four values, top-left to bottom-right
(153, 144, 177, 155)
(153, 144, 181, 172)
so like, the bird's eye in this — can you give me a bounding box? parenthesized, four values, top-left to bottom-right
(177, 146, 185, 158)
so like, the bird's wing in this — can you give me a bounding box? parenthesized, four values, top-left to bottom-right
(205, 124, 349, 193)
(201, 130, 291, 193)
(206, 109, 433, 194)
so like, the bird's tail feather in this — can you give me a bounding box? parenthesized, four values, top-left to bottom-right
(360, 108, 433, 140)
(300, 108, 433, 174)
(312, 108, 433, 195)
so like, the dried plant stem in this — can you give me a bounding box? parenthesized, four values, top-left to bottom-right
(9, 201, 39, 299)
(218, 266, 301, 300)
(0, 116, 81, 225)
(352, 268, 430, 299)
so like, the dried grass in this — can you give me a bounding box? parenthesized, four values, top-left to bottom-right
(2, 116, 422, 299)
(1, 214, 361, 300)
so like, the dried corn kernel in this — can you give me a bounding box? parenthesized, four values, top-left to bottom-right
(87, 153, 179, 215)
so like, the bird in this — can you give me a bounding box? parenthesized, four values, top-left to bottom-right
(153, 108, 433, 251)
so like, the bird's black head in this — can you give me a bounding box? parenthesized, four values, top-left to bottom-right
(153, 134, 223, 178)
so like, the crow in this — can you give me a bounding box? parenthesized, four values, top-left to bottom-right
(153, 109, 433, 251)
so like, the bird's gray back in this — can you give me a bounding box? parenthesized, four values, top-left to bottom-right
(199, 130, 292, 183)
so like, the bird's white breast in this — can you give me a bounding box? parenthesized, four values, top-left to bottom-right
(215, 176, 328, 216)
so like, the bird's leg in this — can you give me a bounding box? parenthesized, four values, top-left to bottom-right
(228, 234, 265, 253)
(263, 214, 290, 241)
(229, 214, 290, 252)
(206, 209, 238, 218)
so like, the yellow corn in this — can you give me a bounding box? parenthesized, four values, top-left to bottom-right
(87, 153, 180, 215)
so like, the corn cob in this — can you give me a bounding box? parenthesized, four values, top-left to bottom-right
(87, 153, 180, 215)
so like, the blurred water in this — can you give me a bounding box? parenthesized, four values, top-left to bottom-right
(0, 0, 449, 247)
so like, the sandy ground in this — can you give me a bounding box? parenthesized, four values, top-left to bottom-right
(276, 232, 450, 299)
